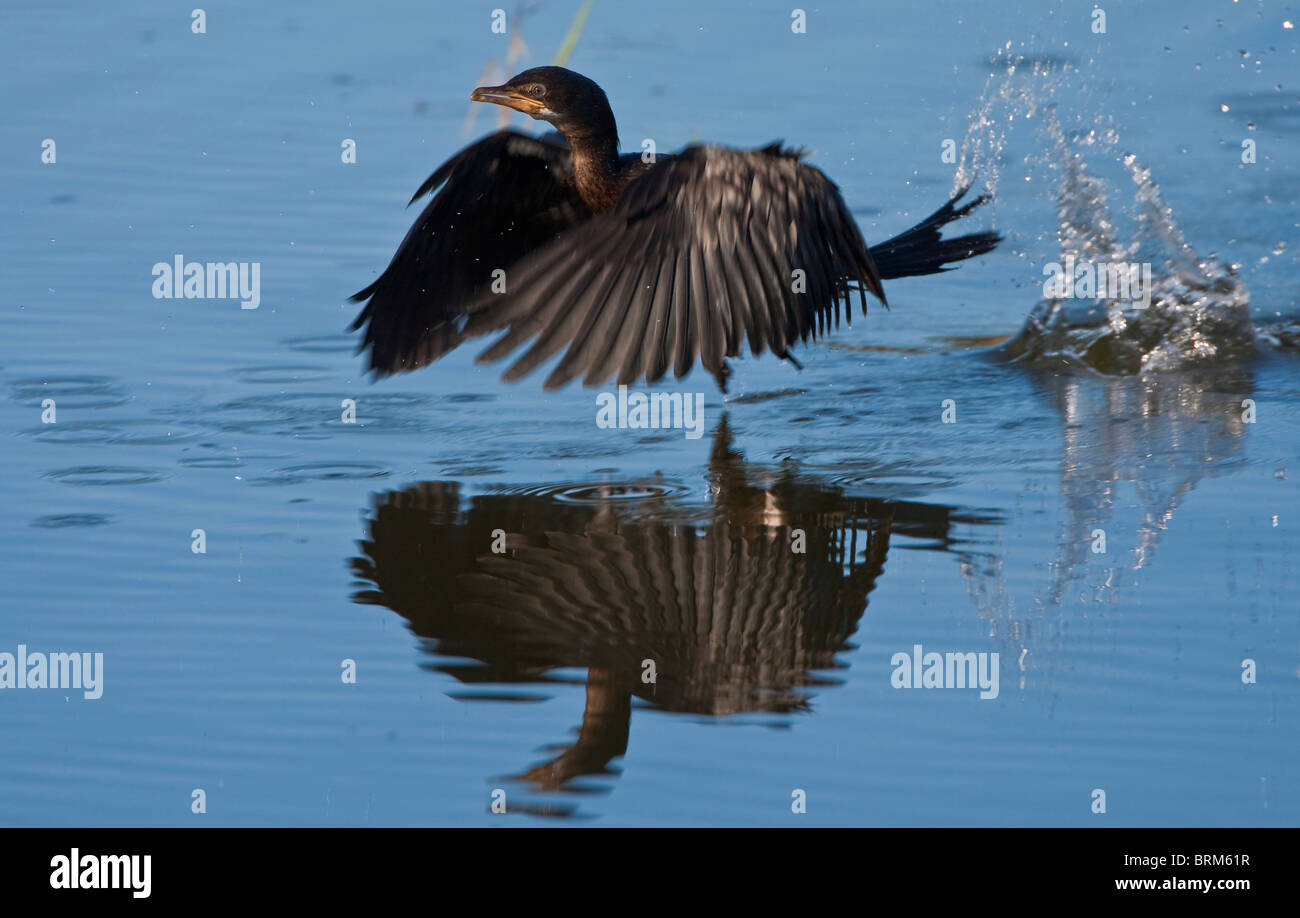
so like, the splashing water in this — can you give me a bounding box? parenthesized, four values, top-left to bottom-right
(956, 46, 1257, 375)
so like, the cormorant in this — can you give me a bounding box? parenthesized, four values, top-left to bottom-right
(350, 66, 1000, 391)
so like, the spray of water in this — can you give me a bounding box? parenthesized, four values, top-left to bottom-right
(954, 44, 1257, 375)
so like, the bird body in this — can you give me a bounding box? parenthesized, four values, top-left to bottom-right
(351, 66, 1000, 391)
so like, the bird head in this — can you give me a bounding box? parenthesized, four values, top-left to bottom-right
(471, 66, 613, 135)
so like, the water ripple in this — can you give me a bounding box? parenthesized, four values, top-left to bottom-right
(158, 392, 435, 435)
(30, 513, 115, 528)
(280, 335, 356, 354)
(230, 365, 334, 385)
(9, 375, 130, 410)
(26, 419, 199, 447)
(493, 480, 692, 505)
(45, 466, 171, 486)
(248, 461, 392, 486)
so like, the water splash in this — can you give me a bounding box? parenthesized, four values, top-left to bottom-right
(955, 46, 1258, 375)
(953, 45, 1059, 202)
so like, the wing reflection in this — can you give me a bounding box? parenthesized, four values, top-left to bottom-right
(349, 416, 998, 814)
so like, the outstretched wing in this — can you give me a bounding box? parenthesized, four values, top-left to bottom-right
(462, 144, 885, 389)
(349, 130, 590, 376)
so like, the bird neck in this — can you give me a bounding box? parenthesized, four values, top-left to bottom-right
(563, 124, 625, 213)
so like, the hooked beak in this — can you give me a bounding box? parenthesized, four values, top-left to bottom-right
(470, 85, 548, 116)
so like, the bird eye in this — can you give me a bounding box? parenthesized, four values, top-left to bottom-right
(526, 84, 546, 97)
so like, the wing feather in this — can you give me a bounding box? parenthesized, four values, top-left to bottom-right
(465, 145, 888, 389)
(349, 130, 589, 376)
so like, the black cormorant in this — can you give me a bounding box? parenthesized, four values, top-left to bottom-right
(350, 66, 1000, 391)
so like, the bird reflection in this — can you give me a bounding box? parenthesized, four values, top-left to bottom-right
(348, 416, 997, 815)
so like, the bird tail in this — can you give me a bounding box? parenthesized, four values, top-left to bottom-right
(868, 183, 1001, 280)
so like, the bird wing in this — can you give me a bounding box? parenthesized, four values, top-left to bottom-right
(349, 130, 590, 376)
(462, 144, 885, 389)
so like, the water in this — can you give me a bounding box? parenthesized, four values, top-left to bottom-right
(1, 0, 1297, 826)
